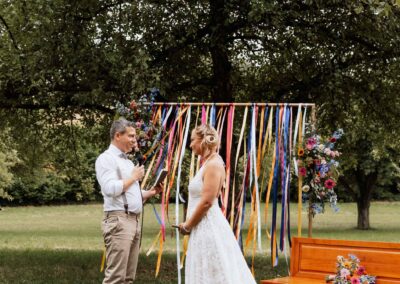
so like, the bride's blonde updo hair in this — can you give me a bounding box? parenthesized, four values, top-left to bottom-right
(193, 124, 219, 157)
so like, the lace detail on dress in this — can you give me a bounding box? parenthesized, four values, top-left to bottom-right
(185, 156, 256, 284)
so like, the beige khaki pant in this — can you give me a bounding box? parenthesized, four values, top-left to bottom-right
(102, 211, 141, 284)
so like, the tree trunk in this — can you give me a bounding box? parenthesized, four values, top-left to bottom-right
(209, 0, 233, 102)
(308, 201, 313, 237)
(357, 198, 370, 230)
(355, 168, 377, 230)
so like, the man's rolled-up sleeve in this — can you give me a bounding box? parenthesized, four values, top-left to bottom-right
(95, 154, 124, 197)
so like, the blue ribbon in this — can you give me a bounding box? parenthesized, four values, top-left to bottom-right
(152, 202, 163, 225)
(262, 105, 269, 143)
(210, 104, 216, 127)
(271, 107, 280, 266)
(286, 107, 292, 248)
(280, 106, 292, 251)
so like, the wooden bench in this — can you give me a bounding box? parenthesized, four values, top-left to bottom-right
(261, 237, 400, 284)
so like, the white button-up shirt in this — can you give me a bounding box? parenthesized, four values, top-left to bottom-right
(95, 144, 143, 213)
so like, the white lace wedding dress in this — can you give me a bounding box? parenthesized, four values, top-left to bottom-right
(185, 157, 256, 284)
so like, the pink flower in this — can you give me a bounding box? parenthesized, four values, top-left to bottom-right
(306, 144, 313, 150)
(299, 167, 307, 176)
(357, 266, 366, 275)
(351, 276, 360, 284)
(307, 137, 316, 145)
(324, 179, 336, 189)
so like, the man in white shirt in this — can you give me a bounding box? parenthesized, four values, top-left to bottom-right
(96, 118, 162, 284)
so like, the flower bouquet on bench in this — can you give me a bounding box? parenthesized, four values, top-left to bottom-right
(326, 254, 376, 284)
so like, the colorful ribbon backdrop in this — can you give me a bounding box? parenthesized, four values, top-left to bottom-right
(135, 102, 313, 280)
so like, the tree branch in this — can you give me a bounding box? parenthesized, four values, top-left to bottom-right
(0, 14, 19, 50)
(149, 23, 212, 67)
(165, 77, 212, 93)
(0, 101, 114, 114)
(73, 0, 127, 21)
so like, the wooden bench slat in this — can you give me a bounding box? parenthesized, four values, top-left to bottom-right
(261, 276, 400, 284)
(261, 276, 330, 283)
(261, 237, 400, 284)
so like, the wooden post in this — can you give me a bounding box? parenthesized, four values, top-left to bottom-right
(142, 102, 316, 107)
(308, 201, 313, 238)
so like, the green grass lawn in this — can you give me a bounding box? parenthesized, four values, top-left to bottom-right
(0, 202, 399, 283)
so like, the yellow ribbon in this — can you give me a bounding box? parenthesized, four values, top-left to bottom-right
(141, 152, 157, 188)
(180, 235, 189, 269)
(146, 230, 162, 256)
(100, 246, 106, 272)
(155, 234, 164, 277)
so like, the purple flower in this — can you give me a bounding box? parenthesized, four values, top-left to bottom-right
(319, 164, 330, 175)
(340, 268, 350, 278)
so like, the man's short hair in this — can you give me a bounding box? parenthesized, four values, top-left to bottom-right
(110, 118, 135, 141)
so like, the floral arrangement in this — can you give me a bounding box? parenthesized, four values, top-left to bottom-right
(115, 88, 162, 158)
(326, 254, 376, 284)
(296, 128, 344, 215)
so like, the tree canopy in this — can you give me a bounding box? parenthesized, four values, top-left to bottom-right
(1, 0, 399, 227)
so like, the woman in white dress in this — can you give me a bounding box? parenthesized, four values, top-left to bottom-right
(178, 124, 256, 284)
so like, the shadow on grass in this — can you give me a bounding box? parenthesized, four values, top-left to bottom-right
(0, 249, 288, 283)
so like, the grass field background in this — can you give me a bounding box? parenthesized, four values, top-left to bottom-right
(1, 202, 399, 283)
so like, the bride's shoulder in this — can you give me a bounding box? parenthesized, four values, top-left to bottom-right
(202, 156, 226, 184)
(206, 155, 225, 169)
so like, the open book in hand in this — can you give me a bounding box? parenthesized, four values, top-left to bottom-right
(152, 169, 168, 188)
